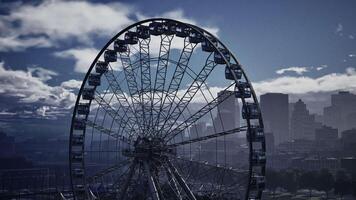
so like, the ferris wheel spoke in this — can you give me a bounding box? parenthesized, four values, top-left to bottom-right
(117, 160, 138, 200)
(151, 35, 174, 134)
(139, 37, 152, 133)
(152, 104, 195, 140)
(168, 126, 247, 147)
(159, 53, 218, 137)
(93, 93, 137, 139)
(173, 156, 249, 175)
(153, 38, 197, 135)
(85, 119, 133, 145)
(164, 165, 183, 200)
(164, 83, 235, 141)
(151, 90, 194, 139)
(174, 157, 249, 187)
(119, 48, 145, 136)
(87, 159, 131, 183)
(143, 162, 161, 200)
(104, 65, 142, 131)
(159, 64, 219, 142)
(171, 156, 248, 196)
(165, 159, 197, 200)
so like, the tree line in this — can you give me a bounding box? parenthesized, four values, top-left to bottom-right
(266, 168, 356, 198)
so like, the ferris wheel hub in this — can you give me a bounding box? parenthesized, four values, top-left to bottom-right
(122, 137, 174, 161)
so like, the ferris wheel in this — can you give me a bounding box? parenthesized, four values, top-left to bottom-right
(69, 18, 266, 200)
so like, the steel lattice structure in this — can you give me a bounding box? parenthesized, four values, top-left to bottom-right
(69, 18, 266, 200)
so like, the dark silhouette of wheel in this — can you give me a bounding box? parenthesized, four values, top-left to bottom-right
(69, 18, 266, 200)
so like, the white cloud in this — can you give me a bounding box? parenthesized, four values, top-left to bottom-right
(335, 23, 343, 36)
(0, 62, 76, 110)
(53, 8, 217, 73)
(0, 1, 219, 53)
(137, 9, 219, 36)
(53, 47, 125, 73)
(0, 36, 52, 51)
(276, 66, 309, 75)
(61, 79, 82, 90)
(148, 35, 187, 57)
(36, 106, 50, 117)
(349, 35, 355, 40)
(53, 48, 99, 73)
(0, 1, 133, 51)
(254, 67, 356, 95)
(28, 67, 58, 81)
(316, 64, 328, 71)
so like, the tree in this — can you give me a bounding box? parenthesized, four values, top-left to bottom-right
(282, 170, 297, 193)
(316, 169, 334, 198)
(334, 170, 351, 198)
(266, 169, 280, 197)
(351, 173, 356, 198)
(299, 171, 317, 198)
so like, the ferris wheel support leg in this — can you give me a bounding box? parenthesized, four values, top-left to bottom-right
(164, 164, 183, 200)
(117, 160, 137, 200)
(143, 162, 161, 200)
(166, 159, 197, 200)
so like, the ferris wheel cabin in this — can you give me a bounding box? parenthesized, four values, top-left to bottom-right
(201, 36, 218, 52)
(71, 134, 84, 146)
(251, 175, 266, 190)
(124, 31, 139, 44)
(82, 88, 95, 100)
(114, 39, 128, 53)
(77, 103, 90, 115)
(242, 103, 260, 119)
(247, 126, 265, 142)
(88, 74, 101, 86)
(189, 30, 204, 43)
(104, 50, 117, 63)
(225, 64, 242, 80)
(73, 118, 86, 130)
(235, 81, 252, 98)
(162, 21, 177, 35)
(137, 25, 150, 39)
(214, 48, 231, 64)
(149, 22, 164, 36)
(252, 150, 266, 166)
(175, 24, 190, 37)
(95, 61, 108, 74)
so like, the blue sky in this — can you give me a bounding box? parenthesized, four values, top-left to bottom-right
(0, 0, 355, 137)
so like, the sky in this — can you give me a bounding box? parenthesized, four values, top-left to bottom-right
(0, 0, 355, 138)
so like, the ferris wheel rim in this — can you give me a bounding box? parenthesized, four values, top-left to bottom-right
(69, 18, 266, 200)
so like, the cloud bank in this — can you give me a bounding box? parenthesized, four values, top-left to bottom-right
(276, 66, 309, 75)
(0, 1, 134, 51)
(53, 48, 99, 73)
(0, 62, 80, 118)
(254, 67, 356, 95)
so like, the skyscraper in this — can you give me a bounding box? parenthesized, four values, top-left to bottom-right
(324, 91, 356, 132)
(260, 93, 289, 145)
(291, 99, 316, 140)
(315, 125, 338, 150)
(189, 121, 206, 137)
(215, 90, 240, 132)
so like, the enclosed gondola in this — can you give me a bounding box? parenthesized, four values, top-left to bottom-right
(225, 64, 242, 80)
